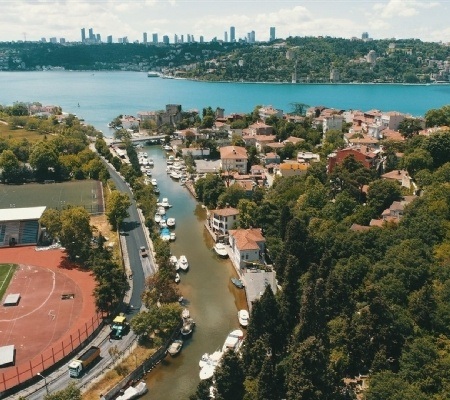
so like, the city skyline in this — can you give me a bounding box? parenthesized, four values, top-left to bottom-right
(0, 0, 449, 44)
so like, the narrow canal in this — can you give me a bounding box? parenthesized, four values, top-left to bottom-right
(140, 145, 247, 399)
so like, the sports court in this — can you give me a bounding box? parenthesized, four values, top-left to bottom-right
(0, 246, 98, 390)
(0, 180, 104, 213)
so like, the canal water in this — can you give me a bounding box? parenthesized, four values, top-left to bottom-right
(140, 145, 247, 399)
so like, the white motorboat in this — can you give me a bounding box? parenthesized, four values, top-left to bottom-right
(116, 381, 148, 400)
(154, 213, 162, 223)
(160, 219, 167, 228)
(151, 178, 157, 186)
(169, 255, 178, 266)
(180, 178, 187, 186)
(167, 339, 183, 356)
(146, 170, 152, 177)
(182, 308, 190, 319)
(175, 273, 180, 283)
(167, 217, 176, 228)
(158, 206, 166, 216)
(170, 232, 176, 241)
(213, 243, 228, 258)
(163, 144, 172, 151)
(238, 310, 249, 327)
(199, 350, 223, 380)
(148, 158, 154, 166)
(222, 329, 244, 353)
(181, 318, 195, 336)
(161, 198, 171, 208)
(178, 255, 189, 271)
(170, 171, 181, 180)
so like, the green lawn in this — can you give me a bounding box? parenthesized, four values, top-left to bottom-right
(0, 122, 45, 142)
(0, 264, 16, 301)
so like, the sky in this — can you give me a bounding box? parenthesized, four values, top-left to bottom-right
(0, 0, 449, 44)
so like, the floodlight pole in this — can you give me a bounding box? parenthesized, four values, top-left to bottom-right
(37, 372, 49, 395)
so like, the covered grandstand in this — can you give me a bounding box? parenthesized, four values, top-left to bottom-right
(0, 206, 46, 247)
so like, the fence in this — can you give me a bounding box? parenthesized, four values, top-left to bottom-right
(102, 321, 183, 400)
(0, 313, 103, 395)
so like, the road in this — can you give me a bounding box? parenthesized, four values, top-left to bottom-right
(11, 154, 156, 399)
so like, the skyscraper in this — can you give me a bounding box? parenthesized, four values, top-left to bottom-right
(224, 31, 228, 42)
(270, 27, 276, 41)
(143, 32, 147, 44)
(163, 35, 169, 44)
(230, 26, 235, 42)
(89, 28, 94, 41)
(107, 35, 113, 44)
(81, 28, 86, 43)
(152, 33, 158, 44)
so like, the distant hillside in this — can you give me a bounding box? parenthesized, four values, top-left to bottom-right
(0, 37, 449, 83)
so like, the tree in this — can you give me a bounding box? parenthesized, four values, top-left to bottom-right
(29, 141, 60, 181)
(366, 179, 402, 215)
(398, 118, 423, 138)
(106, 190, 131, 229)
(366, 371, 428, 400)
(0, 149, 21, 183)
(39, 208, 62, 240)
(400, 148, 433, 175)
(59, 206, 92, 261)
(290, 102, 310, 116)
(43, 382, 81, 400)
(214, 351, 245, 400)
(217, 184, 247, 208)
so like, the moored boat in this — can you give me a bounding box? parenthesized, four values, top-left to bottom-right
(238, 309, 249, 327)
(199, 350, 224, 380)
(154, 213, 162, 223)
(182, 308, 190, 319)
(222, 329, 244, 353)
(213, 243, 228, 258)
(178, 255, 189, 271)
(181, 317, 195, 336)
(167, 217, 176, 228)
(170, 232, 176, 241)
(169, 255, 178, 266)
(167, 339, 183, 356)
(175, 273, 180, 283)
(231, 277, 244, 289)
(116, 381, 148, 400)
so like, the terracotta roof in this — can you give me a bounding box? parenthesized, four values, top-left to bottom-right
(220, 146, 248, 159)
(211, 207, 239, 217)
(279, 162, 309, 171)
(229, 228, 265, 251)
(350, 223, 371, 232)
(235, 180, 254, 191)
(381, 169, 409, 180)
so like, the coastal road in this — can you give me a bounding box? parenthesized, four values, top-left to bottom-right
(12, 154, 155, 399)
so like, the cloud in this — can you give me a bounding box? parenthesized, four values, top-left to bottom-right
(372, 0, 439, 19)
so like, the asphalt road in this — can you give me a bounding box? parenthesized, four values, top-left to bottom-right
(11, 154, 155, 399)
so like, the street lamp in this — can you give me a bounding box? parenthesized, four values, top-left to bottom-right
(37, 372, 49, 395)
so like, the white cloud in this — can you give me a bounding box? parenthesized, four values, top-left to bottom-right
(372, 0, 439, 19)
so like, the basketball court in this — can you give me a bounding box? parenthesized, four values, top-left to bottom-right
(0, 246, 97, 390)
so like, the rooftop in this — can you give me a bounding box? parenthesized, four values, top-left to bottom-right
(0, 206, 46, 222)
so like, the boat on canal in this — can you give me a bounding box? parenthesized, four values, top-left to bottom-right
(199, 350, 223, 381)
(167, 217, 176, 228)
(116, 381, 148, 400)
(181, 318, 195, 336)
(231, 277, 244, 289)
(178, 255, 189, 271)
(169, 255, 178, 266)
(238, 310, 249, 327)
(213, 243, 228, 258)
(167, 339, 183, 356)
(222, 329, 244, 353)
(175, 273, 181, 284)
(170, 232, 176, 241)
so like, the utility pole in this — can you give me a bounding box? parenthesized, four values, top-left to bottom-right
(37, 372, 49, 395)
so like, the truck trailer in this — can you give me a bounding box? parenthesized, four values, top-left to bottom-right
(68, 346, 100, 377)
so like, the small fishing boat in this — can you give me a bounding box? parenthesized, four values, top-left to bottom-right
(175, 273, 180, 283)
(170, 232, 176, 241)
(181, 318, 195, 336)
(213, 243, 228, 258)
(182, 308, 190, 319)
(154, 213, 162, 223)
(222, 329, 244, 353)
(167, 339, 183, 356)
(238, 310, 249, 327)
(116, 381, 148, 400)
(167, 217, 176, 228)
(231, 277, 244, 289)
(169, 255, 178, 266)
(178, 255, 189, 271)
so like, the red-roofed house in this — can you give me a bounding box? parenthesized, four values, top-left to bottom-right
(327, 146, 377, 173)
(220, 146, 248, 174)
(228, 228, 266, 270)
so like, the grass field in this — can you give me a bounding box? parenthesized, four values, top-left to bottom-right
(0, 180, 104, 213)
(0, 122, 45, 142)
(0, 264, 16, 301)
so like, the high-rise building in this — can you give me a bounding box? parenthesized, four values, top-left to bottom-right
(49, 37, 57, 44)
(81, 28, 86, 43)
(362, 32, 369, 40)
(60, 38, 65, 44)
(174, 34, 178, 44)
(180, 35, 184, 43)
(163, 35, 169, 44)
(143, 32, 147, 44)
(107, 35, 113, 44)
(247, 30, 255, 43)
(152, 33, 158, 44)
(199, 36, 204, 43)
(187, 34, 191, 43)
(96, 33, 101, 42)
(230, 26, 235, 42)
(224, 31, 228, 42)
(270, 27, 276, 41)
(89, 28, 94, 40)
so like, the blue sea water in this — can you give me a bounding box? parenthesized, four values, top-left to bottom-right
(1, 71, 450, 134)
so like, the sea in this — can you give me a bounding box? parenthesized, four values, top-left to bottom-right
(1, 71, 450, 135)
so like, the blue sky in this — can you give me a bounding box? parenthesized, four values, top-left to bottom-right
(0, 0, 448, 43)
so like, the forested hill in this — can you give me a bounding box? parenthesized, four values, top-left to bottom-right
(1, 37, 449, 83)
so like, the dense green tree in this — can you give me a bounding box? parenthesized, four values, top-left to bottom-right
(366, 179, 402, 215)
(44, 382, 81, 400)
(217, 184, 247, 208)
(214, 351, 245, 400)
(39, 208, 62, 240)
(59, 206, 92, 261)
(106, 190, 131, 229)
(0, 149, 22, 182)
(366, 371, 428, 400)
(29, 141, 60, 180)
(398, 117, 423, 138)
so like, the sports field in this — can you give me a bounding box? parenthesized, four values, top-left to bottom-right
(0, 180, 104, 213)
(0, 263, 16, 301)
